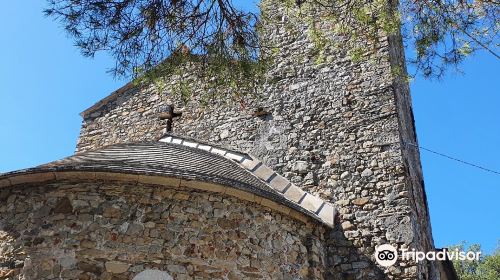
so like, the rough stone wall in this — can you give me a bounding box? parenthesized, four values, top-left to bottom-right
(75, 1, 437, 279)
(0, 181, 325, 279)
(387, 33, 438, 279)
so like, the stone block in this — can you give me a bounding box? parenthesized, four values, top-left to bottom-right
(166, 264, 186, 274)
(105, 261, 130, 274)
(126, 222, 145, 235)
(283, 185, 305, 203)
(180, 180, 226, 194)
(171, 138, 182, 144)
(182, 141, 198, 148)
(288, 209, 310, 224)
(269, 175, 290, 192)
(9, 172, 55, 185)
(361, 169, 373, 177)
(138, 175, 180, 187)
(55, 171, 96, 181)
(133, 269, 173, 280)
(317, 203, 336, 227)
(299, 194, 324, 213)
(341, 221, 354, 230)
(159, 136, 172, 143)
(78, 261, 103, 275)
(217, 218, 239, 230)
(225, 152, 245, 162)
(253, 195, 263, 204)
(53, 197, 73, 214)
(211, 147, 227, 156)
(173, 192, 190, 200)
(103, 206, 122, 218)
(197, 144, 212, 151)
(253, 165, 274, 181)
(260, 198, 291, 215)
(292, 161, 309, 174)
(241, 158, 260, 171)
(352, 197, 369, 206)
(225, 188, 255, 202)
(95, 172, 139, 183)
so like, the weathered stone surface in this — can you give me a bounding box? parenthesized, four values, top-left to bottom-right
(284, 185, 306, 203)
(105, 261, 130, 273)
(253, 165, 274, 181)
(299, 193, 324, 213)
(133, 269, 173, 280)
(103, 206, 121, 218)
(53, 197, 73, 214)
(361, 169, 373, 177)
(317, 203, 336, 226)
(6, 0, 437, 278)
(78, 261, 102, 274)
(0, 181, 325, 279)
(293, 161, 309, 174)
(217, 218, 238, 230)
(126, 223, 144, 235)
(341, 221, 354, 230)
(80, 240, 96, 249)
(352, 198, 370, 206)
(268, 174, 290, 192)
(33, 205, 51, 219)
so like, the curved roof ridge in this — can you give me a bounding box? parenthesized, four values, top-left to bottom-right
(0, 139, 337, 228)
(158, 135, 337, 227)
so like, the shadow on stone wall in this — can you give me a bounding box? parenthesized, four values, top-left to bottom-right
(324, 223, 389, 280)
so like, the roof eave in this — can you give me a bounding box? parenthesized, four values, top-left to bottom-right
(0, 169, 329, 228)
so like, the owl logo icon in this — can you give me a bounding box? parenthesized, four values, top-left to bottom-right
(375, 244, 398, 267)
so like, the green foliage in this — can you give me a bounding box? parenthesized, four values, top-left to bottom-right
(133, 49, 269, 106)
(450, 241, 500, 280)
(45, 0, 500, 97)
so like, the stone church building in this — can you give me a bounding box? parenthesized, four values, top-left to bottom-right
(0, 1, 457, 279)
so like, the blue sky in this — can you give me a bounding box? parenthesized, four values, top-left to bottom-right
(1, 2, 498, 254)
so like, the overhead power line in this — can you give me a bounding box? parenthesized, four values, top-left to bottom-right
(405, 142, 500, 176)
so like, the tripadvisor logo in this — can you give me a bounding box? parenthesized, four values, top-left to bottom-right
(375, 244, 398, 267)
(374, 244, 481, 267)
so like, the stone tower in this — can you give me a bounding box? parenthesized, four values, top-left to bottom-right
(74, 1, 439, 279)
